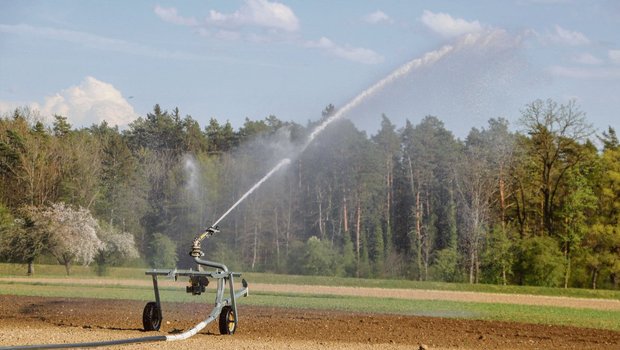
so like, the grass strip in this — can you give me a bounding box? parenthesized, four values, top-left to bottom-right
(2, 263, 619, 300)
(1, 280, 618, 331)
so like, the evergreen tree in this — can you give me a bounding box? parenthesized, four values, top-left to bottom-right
(400, 116, 459, 280)
(371, 115, 401, 257)
(370, 219, 385, 277)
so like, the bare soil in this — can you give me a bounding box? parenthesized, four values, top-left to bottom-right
(0, 295, 618, 350)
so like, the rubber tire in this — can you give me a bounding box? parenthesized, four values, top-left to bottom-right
(142, 301, 162, 331)
(218, 305, 236, 335)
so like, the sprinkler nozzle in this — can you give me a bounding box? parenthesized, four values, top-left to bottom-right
(206, 225, 220, 234)
(189, 226, 220, 257)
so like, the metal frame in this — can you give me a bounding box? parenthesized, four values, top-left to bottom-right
(1, 254, 250, 349)
(145, 257, 248, 337)
(143, 227, 249, 339)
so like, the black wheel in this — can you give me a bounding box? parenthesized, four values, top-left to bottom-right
(218, 305, 236, 335)
(142, 301, 162, 331)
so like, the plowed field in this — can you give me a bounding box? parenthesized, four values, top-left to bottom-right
(1, 295, 618, 349)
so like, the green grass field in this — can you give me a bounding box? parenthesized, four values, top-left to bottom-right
(1, 263, 619, 331)
(2, 263, 619, 299)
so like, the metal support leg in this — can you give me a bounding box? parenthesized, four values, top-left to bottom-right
(151, 274, 163, 321)
(228, 273, 238, 330)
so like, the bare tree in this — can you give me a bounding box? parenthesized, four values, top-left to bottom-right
(455, 145, 496, 283)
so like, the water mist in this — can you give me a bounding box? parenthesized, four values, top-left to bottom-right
(210, 157, 291, 227)
(211, 29, 521, 228)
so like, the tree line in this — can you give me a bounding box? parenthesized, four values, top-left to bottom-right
(0, 100, 618, 289)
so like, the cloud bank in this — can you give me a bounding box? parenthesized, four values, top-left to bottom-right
(206, 0, 300, 32)
(154, 0, 299, 34)
(0, 77, 137, 127)
(154, 1, 382, 64)
(420, 10, 483, 38)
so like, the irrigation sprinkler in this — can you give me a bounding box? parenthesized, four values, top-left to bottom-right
(143, 225, 249, 337)
(138, 159, 292, 338)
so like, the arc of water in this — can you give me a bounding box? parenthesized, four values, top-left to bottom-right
(303, 44, 455, 151)
(211, 158, 291, 227)
(209, 37, 481, 228)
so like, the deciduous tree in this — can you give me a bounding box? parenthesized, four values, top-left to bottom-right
(519, 99, 592, 237)
(30, 203, 104, 275)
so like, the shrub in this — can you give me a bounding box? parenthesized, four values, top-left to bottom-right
(515, 235, 564, 287)
(148, 233, 178, 268)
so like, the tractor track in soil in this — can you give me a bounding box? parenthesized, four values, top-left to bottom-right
(0, 295, 619, 349)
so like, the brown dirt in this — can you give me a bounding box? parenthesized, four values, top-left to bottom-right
(0, 295, 618, 350)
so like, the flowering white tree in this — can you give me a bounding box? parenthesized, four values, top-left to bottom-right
(95, 225, 139, 275)
(33, 202, 104, 275)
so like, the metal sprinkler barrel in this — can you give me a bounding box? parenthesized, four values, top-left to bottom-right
(189, 225, 219, 258)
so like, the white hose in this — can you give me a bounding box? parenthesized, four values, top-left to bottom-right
(165, 303, 224, 341)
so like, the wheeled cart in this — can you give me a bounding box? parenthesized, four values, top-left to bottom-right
(142, 226, 249, 338)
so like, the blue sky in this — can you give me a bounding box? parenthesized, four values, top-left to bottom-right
(1, 0, 619, 138)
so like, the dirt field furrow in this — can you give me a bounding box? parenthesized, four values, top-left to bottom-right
(0, 295, 619, 350)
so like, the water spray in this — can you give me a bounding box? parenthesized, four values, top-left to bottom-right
(190, 158, 291, 258)
(212, 158, 291, 227)
(302, 43, 455, 152)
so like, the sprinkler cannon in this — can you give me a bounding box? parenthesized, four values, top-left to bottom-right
(189, 225, 219, 257)
(143, 225, 249, 336)
(140, 159, 289, 339)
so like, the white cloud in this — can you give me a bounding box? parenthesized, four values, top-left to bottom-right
(155, 1, 299, 43)
(363, 11, 393, 24)
(207, 0, 299, 32)
(154, 5, 198, 26)
(420, 10, 483, 38)
(610, 50, 620, 64)
(44, 77, 137, 126)
(572, 52, 602, 65)
(0, 77, 138, 127)
(546, 25, 590, 46)
(305, 37, 384, 65)
(154, 2, 381, 64)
